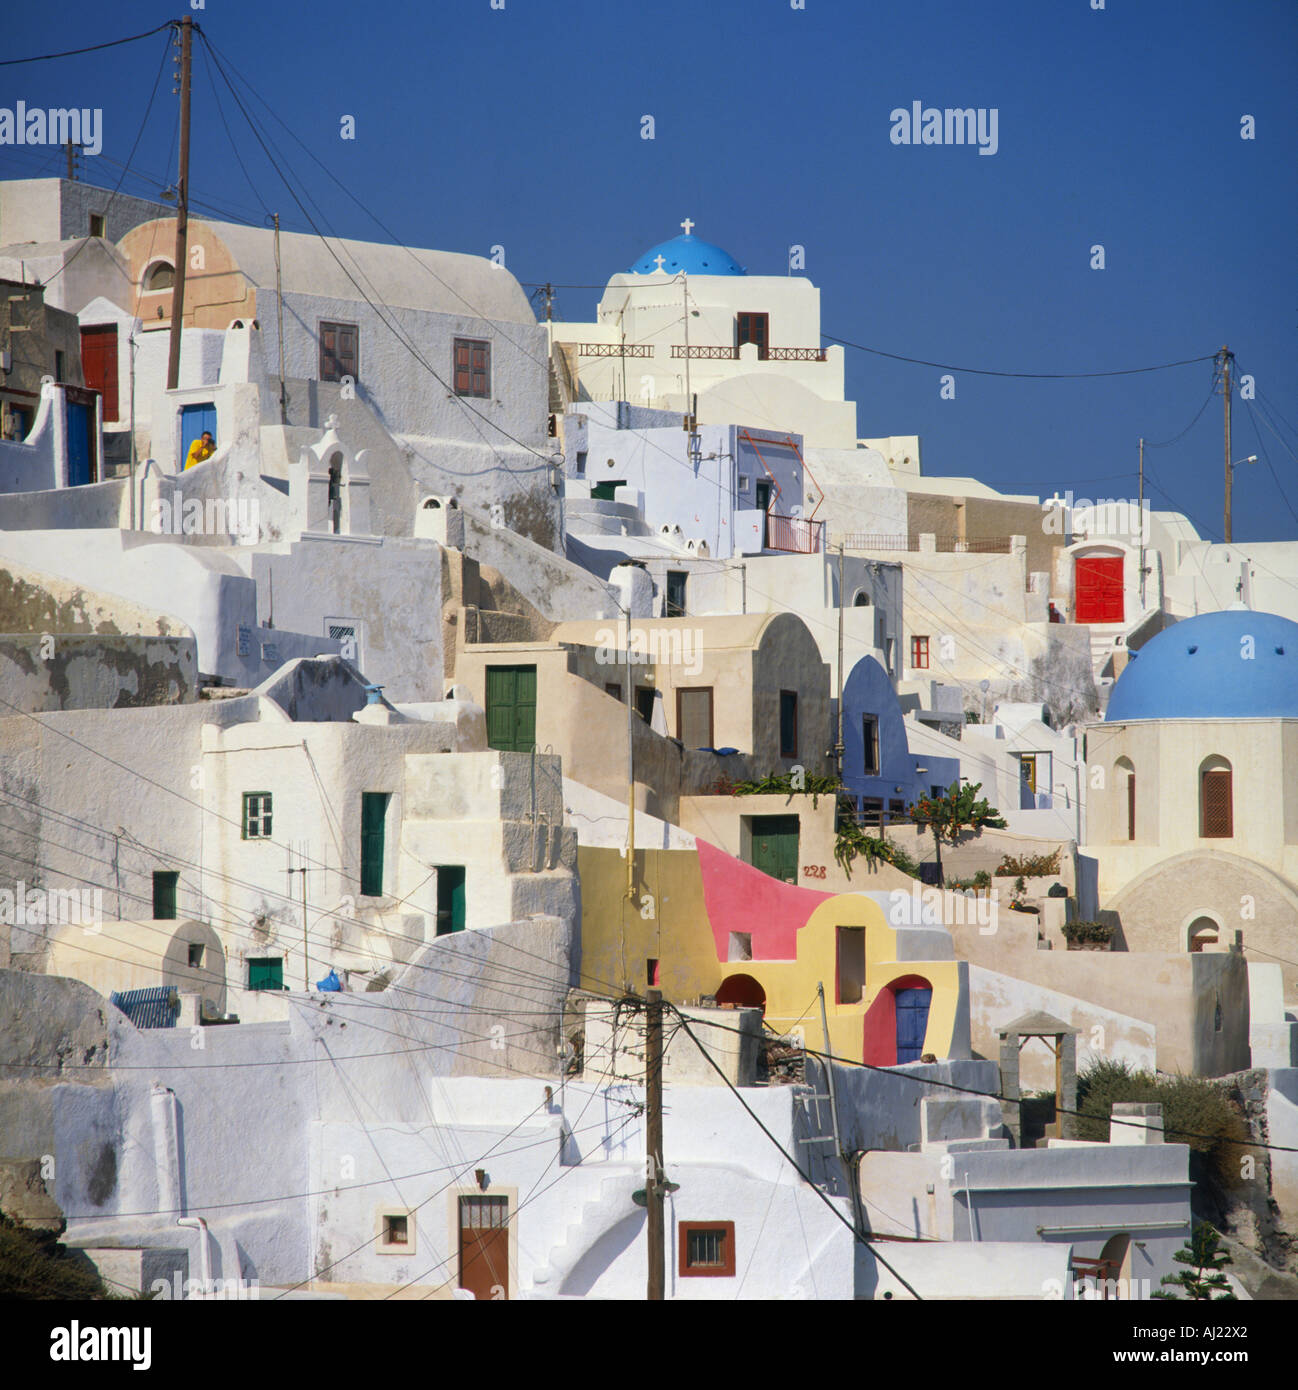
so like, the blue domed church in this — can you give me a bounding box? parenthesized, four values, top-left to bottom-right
(1085, 607, 1298, 1032)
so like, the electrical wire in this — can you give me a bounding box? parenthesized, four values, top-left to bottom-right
(0, 22, 174, 66)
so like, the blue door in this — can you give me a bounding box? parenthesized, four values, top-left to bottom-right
(895, 986, 932, 1063)
(66, 400, 94, 485)
(180, 402, 217, 464)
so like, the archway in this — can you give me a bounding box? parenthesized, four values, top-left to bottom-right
(715, 973, 766, 1011)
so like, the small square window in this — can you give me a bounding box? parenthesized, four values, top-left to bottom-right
(680, 1221, 735, 1277)
(385, 1214, 408, 1245)
(378, 1209, 416, 1254)
(243, 792, 273, 839)
(576, 451, 587, 475)
(453, 338, 491, 397)
(605, 681, 623, 703)
(89, 213, 106, 238)
(737, 474, 750, 492)
(247, 957, 283, 991)
(187, 942, 205, 969)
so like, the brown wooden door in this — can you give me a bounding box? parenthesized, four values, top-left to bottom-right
(458, 1195, 508, 1299)
(80, 325, 118, 422)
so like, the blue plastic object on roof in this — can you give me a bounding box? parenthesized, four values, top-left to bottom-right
(110, 986, 179, 1029)
(315, 970, 342, 992)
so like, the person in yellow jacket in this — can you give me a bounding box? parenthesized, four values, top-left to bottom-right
(184, 431, 215, 469)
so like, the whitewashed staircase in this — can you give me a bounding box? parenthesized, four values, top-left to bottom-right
(524, 1166, 642, 1296)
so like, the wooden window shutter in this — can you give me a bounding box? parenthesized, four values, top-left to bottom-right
(1126, 773, 1136, 841)
(1200, 768, 1232, 838)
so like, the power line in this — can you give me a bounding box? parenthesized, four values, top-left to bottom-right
(0, 22, 174, 66)
(822, 333, 1216, 380)
(667, 1008, 925, 1298)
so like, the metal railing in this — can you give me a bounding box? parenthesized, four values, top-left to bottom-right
(766, 511, 824, 554)
(575, 343, 654, 357)
(835, 534, 1015, 554)
(669, 344, 827, 361)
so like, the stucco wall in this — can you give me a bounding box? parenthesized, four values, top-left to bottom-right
(0, 633, 197, 711)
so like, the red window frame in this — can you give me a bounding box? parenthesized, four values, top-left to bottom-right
(910, 635, 930, 669)
(679, 1221, 736, 1277)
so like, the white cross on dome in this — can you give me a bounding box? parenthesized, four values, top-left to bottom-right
(680, 218, 695, 236)
(652, 253, 666, 271)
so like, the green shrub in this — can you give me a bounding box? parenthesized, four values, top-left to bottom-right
(995, 850, 1061, 877)
(1062, 920, 1116, 945)
(834, 814, 921, 880)
(0, 1212, 111, 1300)
(1075, 1062, 1254, 1193)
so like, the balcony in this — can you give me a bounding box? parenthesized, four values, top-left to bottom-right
(765, 511, 824, 554)
(670, 345, 828, 362)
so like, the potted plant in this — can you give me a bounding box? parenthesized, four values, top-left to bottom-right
(1063, 920, 1116, 951)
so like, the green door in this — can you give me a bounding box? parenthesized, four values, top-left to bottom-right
(436, 866, 467, 935)
(485, 665, 537, 752)
(361, 791, 389, 896)
(750, 815, 800, 884)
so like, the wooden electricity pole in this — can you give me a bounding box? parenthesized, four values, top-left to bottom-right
(1220, 345, 1234, 543)
(166, 17, 193, 392)
(645, 988, 665, 1300)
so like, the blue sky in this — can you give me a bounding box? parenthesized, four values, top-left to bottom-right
(5, 0, 1297, 541)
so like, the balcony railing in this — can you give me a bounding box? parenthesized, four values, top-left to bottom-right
(835, 533, 1014, 554)
(670, 345, 828, 361)
(576, 343, 653, 357)
(766, 511, 824, 554)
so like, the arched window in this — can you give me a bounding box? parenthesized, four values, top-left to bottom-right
(1114, 756, 1135, 841)
(1199, 756, 1232, 838)
(1188, 916, 1220, 953)
(854, 591, 871, 607)
(144, 260, 175, 292)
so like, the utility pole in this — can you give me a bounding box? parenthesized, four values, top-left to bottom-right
(645, 988, 665, 1300)
(1137, 437, 1145, 609)
(1220, 345, 1234, 543)
(541, 282, 554, 321)
(287, 855, 309, 990)
(64, 140, 78, 181)
(625, 612, 636, 905)
(271, 213, 287, 422)
(166, 16, 193, 393)
(835, 542, 845, 779)
(818, 982, 864, 1236)
(680, 274, 692, 429)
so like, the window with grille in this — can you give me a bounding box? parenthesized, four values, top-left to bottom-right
(680, 1221, 735, 1277)
(1200, 766, 1232, 838)
(460, 1195, 508, 1229)
(910, 635, 930, 669)
(319, 321, 359, 382)
(242, 792, 273, 839)
(454, 338, 491, 397)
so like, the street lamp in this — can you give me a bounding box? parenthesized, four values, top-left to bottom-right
(1225, 455, 1257, 543)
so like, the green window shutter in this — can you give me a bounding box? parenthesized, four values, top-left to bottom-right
(485, 666, 536, 753)
(248, 957, 283, 991)
(514, 665, 536, 752)
(361, 792, 389, 896)
(152, 871, 178, 920)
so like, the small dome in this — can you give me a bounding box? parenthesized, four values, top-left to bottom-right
(629, 233, 746, 277)
(1106, 609, 1298, 721)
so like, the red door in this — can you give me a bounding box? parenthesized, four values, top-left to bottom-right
(80, 325, 118, 422)
(1074, 555, 1124, 624)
